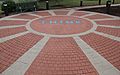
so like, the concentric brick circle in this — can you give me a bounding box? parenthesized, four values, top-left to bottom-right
(30, 16, 93, 35)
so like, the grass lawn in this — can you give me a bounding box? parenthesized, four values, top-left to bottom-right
(0, 0, 120, 13)
(38, 0, 120, 9)
(0, 1, 3, 14)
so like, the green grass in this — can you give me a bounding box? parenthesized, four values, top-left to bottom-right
(0, 0, 120, 13)
(115, 0, 120, 3)
(38, 0, 120, 9)
(0, 1, 2, 14)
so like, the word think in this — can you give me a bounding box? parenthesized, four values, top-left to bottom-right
(40, 20, 81, 24)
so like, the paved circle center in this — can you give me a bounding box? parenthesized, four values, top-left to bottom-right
(30, 16, 93, 35)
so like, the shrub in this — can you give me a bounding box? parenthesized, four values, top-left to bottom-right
(1, 0, 16, 12)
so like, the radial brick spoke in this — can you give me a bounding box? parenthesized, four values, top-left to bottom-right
(96, 26, 120, 37)
(98, 25, 120, 29)
(0, 25, 25, 29)
(11, 14, 38, 20)
(25, 38, 98, 75)
(71, 11, 89, 17)
(95, 20, 120, 26)
(0, 18, 30, 21)
(1, 36, 49, 75)
(93, 18, 120, 21)
(0, 31, 29, 43)
(32, 11, 51, 16)
(94, 31, 120, 42)
(67, 9, 75, 16)
(80, 33, 120, 71)
(74, 36, 120, 75)
(53, 11, 69, 15)
(84, 14, 113, 20)
(0, 33, 43, 73)
(47, 10, 56, 16)
(0, 26, 27, 38)
(0, 20, 28, 26)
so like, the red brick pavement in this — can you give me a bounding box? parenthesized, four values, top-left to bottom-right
(71, 12, 89, 16)
(32, 11, 51, 16)
(11, 14, 38, 19)
(31, 16, 93, 35)
(25, 38, 98, 75)
(0, 20, 28, 26)
(0, 33, 43, 73)
(96, 26, 120, 37)
(95, 20, 120, 26)
(81, 33, 120, 70)
(0, 10, 120, 74)
(0, 26, 27, 38)
(84, 14, 113, 20)
(54, 11, 69, 15)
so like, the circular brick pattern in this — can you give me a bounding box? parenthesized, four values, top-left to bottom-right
(30, 16, 93, 35)
(0, 10, 120, 75)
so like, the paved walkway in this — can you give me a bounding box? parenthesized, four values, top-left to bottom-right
(0, 9, 120, 75)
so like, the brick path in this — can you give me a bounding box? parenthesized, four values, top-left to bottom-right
(96, 26, 120, 37)
(0, 20, 28, 26)
(25, 38, 98, 75)
(0, 27, 27, 38)
(0, 9, 120, 75)
(11, 14, 38, 20)
(81, 33, 120, 70)
(0, 33, 43, 73)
